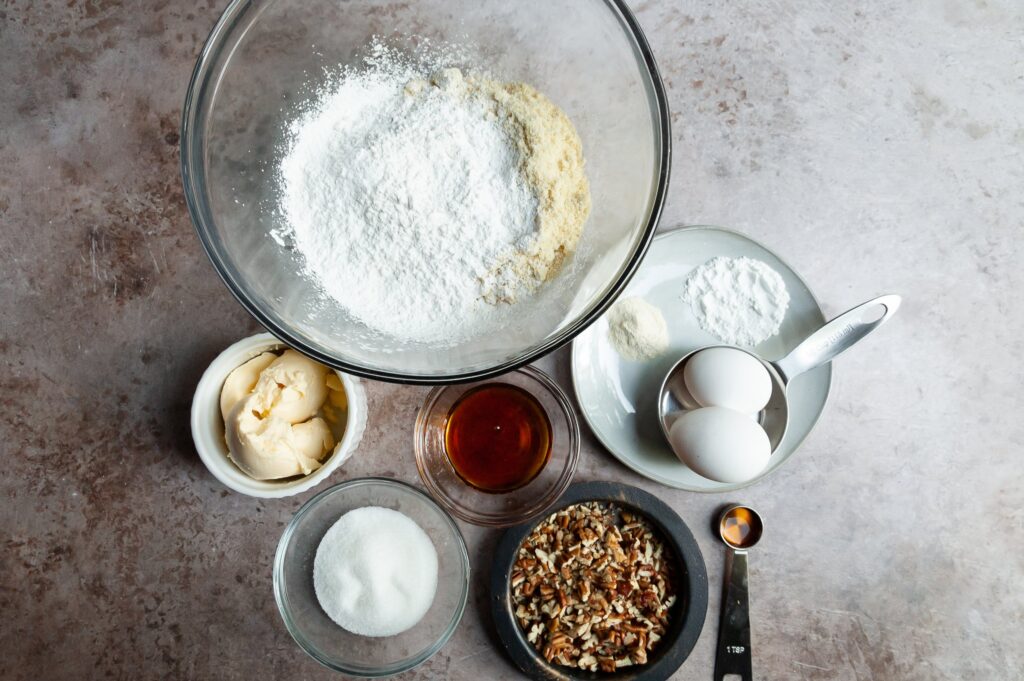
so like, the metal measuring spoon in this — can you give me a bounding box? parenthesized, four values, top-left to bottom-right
(658, 294, 901, 455)
(714, 505, 764, 681)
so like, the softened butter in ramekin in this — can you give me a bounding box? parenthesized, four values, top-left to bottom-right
(221, 349, 336, 480)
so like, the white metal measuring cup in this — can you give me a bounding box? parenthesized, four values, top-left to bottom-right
(659, 294, 902, 455)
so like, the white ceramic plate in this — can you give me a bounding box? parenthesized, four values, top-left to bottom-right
(571, 226, 832, 492)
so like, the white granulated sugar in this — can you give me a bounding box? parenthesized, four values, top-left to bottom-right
(606, 297, 669, 361)
(682, 256, 790, 347)
(313, 506, 438, 637)
(279, 47, 537, 344)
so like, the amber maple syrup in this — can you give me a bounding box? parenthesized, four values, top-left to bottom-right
(443, 383, 552, 493)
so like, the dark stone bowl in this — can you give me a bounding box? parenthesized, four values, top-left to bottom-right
(490, 481, 708, 681)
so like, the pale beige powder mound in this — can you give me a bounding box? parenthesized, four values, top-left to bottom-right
(606, 297, 669, 361)
(469, 76, 592, 303)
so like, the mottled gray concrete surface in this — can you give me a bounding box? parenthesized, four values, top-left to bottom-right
(1, 1, 1022, 680)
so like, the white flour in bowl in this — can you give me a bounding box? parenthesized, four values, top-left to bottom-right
(276, 42, 589, 345)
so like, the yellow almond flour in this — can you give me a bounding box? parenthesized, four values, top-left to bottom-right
(469, 76, 592, 303)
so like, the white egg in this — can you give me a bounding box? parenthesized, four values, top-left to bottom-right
(668, 407, 771, 483)
(683, 347, 772, 414)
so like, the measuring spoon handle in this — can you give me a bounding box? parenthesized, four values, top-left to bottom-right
(773, 294, 901, 384)
(714, 549, 753, 681)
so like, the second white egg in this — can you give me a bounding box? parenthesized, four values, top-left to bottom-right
(668, 407, 771, 483)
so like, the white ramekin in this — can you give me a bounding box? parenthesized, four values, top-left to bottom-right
(191, 333, 368, 498)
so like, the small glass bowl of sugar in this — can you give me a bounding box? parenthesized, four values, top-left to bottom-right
(274, 478, 470, 675)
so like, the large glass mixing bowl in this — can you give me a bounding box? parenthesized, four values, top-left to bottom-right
(182, 0, 669, 384)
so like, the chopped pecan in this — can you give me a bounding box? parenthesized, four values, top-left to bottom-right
(510, 502, 677, 673)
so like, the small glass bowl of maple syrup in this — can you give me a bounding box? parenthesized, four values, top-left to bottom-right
(414, 366, 580, 527)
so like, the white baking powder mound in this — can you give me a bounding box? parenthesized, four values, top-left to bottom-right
(682, 256, 790, 346)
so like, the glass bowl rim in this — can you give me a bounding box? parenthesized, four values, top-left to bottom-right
(272, 477, 471, 676)
(413, 365, 581, 528)
(180, 0, 672, 385)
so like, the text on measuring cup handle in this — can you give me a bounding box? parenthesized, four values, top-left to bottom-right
(810, 321, 858, 354)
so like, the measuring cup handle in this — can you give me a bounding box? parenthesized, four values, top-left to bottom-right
(774, 294, 901, 384)
(714, 549, 753, 681)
